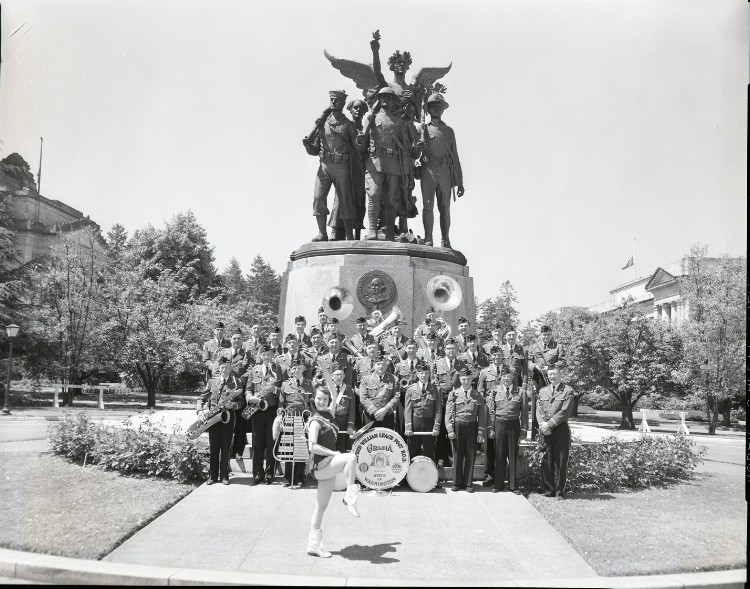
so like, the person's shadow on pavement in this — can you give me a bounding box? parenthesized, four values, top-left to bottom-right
(333, 542, 401, 564)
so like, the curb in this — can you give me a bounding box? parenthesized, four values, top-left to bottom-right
(0, 548, 745, 587)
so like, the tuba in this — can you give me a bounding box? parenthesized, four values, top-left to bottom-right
(322, 286, 354, 321)
(426, 275, 463, 312)
(369, 305, 403, 339)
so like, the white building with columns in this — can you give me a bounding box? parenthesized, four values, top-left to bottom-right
(588, 259, 717, 324)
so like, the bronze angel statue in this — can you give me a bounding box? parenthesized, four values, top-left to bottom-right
(324, 30, 451, 120)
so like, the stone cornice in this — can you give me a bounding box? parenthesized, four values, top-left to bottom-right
(289, 241, 467, 266)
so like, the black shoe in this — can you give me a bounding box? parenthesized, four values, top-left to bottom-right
(511, 489, 522, 495)
(451, 485, 460, 492)
(222, 478, 230, 485)
(544, 491, 555, 497)
(251, 477, 262, 486)
(492, 488, 500, 494)
(465, 486, 474, 493)
(482, 477, 494, 487)
(265, 475, 273, 485)
(206, 479, 216, 486)
(494, 486, 506, 493)
(282, 481, 291, 488)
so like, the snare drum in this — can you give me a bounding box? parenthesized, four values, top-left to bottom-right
(351, 427, 409, 490)
(406, 455, 438, 493)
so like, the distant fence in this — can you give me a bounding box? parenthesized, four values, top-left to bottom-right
(50, 384, 111, 409)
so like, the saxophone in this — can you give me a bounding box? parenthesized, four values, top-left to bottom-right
(187, 379, 243, 440)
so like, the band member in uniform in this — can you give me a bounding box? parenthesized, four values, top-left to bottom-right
(293, 315, 312, 350)
(482, 323, 505, 355)
(416, 332, 443, 373)
(537, 361, 575, 499)
(394, 339, 421, 435)
(445, 367, 486, 492)
(275, 334, 300, 379)
(324, 318, 350, 352)
(224, 328, 250, 459)
(503, 326, 528, 391)
(349, 316, 371, 357)
(359, 353, 398, 429)
(305, 328, 328, 365)
(528, 325, 565, 438)
(279, 359, 314, 488)
(328, 363, 356, 452)
(353, 336, 380, 428)
(487, 364, 526, 494)
(433, 338, 467, 467)
(306, 386, 361, 558)
(458, 334, 489, 388)
(382, 321, 408, 363)
(404, 362, 441, 462)
(246, 344, 283, 485)
(202, 321, 230, 386)
(413, 306, 436, 343)
(313, 307, 329, 336)
(454, 317, 471, 353)
(197, 356, 245, 485)
(243, 324, 262, 363)
(317, 334, 356, 388)
(477, 346, 504, 486)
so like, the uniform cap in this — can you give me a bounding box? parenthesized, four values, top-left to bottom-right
(230, 327, 242, 336)
(294, 315, 306, 323)
(489, 345, 502, 355)
(404, 338, 416, 346)
(458, 367, 473, 377)
(377, 87, 397, 97)
(329, 89, 347, 98)
(426, 93, 449, 109)
(364, 335, 378, 346)
(375, 353, 388, 361)
(444, 337, 457, 346)
(492, 323, 502, 331)
(328, 317, 339, 324)
(540, 325, 552, 333)
(290, 358, 304, 368)
(259, 344, 273, 353)
(426, 306, 435, 314)
(285, 333, 297, 342)
(310, 327, 322, 336)
(326, 333, 341, 342)
(318, 307, 326, 314)
(505, 326, 517, 335)
(346, 99, 369, 113)
(425, 332, 437, 341)
(458, 317, 469, 324)
(500, 364, 512, 375)
(214, 321, 225, 329)
(356, 316, 367, 324)
(416, 362, 430, 373)
(330, 362, 345, 373)
(466, 334, 477, 342)
(271, 326, 281, 334)
(550, 360, 567, 370)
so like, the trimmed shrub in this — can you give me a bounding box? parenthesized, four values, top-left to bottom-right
(517, 433, 705, 494)
(576, 405, 597, 415)
(49, 411, 209, 482)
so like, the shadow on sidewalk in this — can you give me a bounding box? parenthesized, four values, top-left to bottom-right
(332, 542, 402, 564)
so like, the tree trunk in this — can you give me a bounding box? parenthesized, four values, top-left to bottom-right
(571, 393, 579, 418)
(147, 384, 157, 408)
(619, 398, 636, 430)
(705, 396, 717, 435)
(721, 398, 731, 426)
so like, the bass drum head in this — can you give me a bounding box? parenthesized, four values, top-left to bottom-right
(351, 427, 409, 490)
(406, 455, 438, 493)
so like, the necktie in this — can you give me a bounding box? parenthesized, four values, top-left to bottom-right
(297, 379, 302, 388)
(336, 386, 340, 401)
(431, 351, 435, 361)
(370, 359, 374, 370)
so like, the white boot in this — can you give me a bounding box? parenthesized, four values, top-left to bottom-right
(343, 483, 360, 518)
(307, 528, 332, 558)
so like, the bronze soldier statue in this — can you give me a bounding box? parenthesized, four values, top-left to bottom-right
(346, 99, 369, 240)
(303, 90, 361, 242)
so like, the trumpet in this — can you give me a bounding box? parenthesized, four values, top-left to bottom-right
(313, 371, 326, 385)
(399, 377, 413, 388)
(241, 397, 269, 420)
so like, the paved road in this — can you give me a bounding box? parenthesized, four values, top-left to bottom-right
(0, 420, 49, 453)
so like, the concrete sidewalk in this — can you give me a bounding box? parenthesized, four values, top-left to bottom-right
(105, 471, 596, 583)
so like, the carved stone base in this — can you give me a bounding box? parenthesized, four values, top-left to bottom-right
(279, 241, 476, 337)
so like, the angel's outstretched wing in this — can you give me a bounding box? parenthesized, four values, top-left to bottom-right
(324, 50, 379, 92)
(411, 64, 453, 89)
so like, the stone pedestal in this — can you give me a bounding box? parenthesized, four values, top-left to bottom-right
(279, 241, 476, 337)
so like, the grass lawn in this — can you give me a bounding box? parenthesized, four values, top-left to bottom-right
(0, 452, 197, 560)
(528, 471, 746, 576)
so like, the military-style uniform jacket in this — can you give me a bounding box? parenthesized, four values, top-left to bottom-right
(394, 356, 421, 390)
(253, 343, 284, 365)
(202, 337, 231, 370)
(445, 387, 486, 437)
(504, 343, 529, 387)
(416, 347, 444, 376)
(382, 334, 408, 363)
(316, 111, 360, 158)
(200, 373, 245, 411)
(453, 333, 470, 354)
(362, 109, 416, 177)
(331, 384, 356, 430)
(528, 338, 565, 370)
(477, 364, 503, 397)
(433, 356, 467, 395)
(457, 349, 490, 385)
(536, 382, 575, 430)
(482, 339, 505, 356)
(279, 377, 313, 414)
(354, 354, 390, 387)
(213, 346, 249, 380)
(315, 351, 355, 387)
(274, 352, 312, 380)
(420, 119, 463, 186)
(348, 332, 371, 358)
(246, 362, 283, 408)
(404, 381, 442, 434)
(292, 332, 312, 350)
(358, 372, 399, 417)
(487, 384, 527, 432)
(303, 344, 329, 366)
(242, 335, 261, 361)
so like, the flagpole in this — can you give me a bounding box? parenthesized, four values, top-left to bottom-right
(633, 238, 637, 280)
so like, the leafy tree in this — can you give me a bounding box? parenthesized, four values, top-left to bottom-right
(0, 190, 22, 325)
(105, 223, 128, 268)
(246, 255, 280, 322)
(24, 231, 108, 403)
(128, 211, 217, 300)
(476, 281, 519, 342)
(221, 257, 246, 305)
(565, 302, 684, 429)
(677, 246, 745, 433)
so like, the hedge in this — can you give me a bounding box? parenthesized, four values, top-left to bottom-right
(49, 411, 209, 482)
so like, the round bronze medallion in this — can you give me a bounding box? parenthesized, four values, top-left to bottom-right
(356, 270, 397, 309)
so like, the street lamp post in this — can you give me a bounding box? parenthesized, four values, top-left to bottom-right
(2, 324, 20, 415)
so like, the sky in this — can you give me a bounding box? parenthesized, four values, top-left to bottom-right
(1, 0, 747, 322)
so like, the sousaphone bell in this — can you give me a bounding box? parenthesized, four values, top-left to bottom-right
(322, 286, 354, 320)
(426, 275, 463, 311)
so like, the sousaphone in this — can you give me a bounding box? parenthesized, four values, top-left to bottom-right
(322, 286, 354, 320)
(426, 275, 463, 311)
